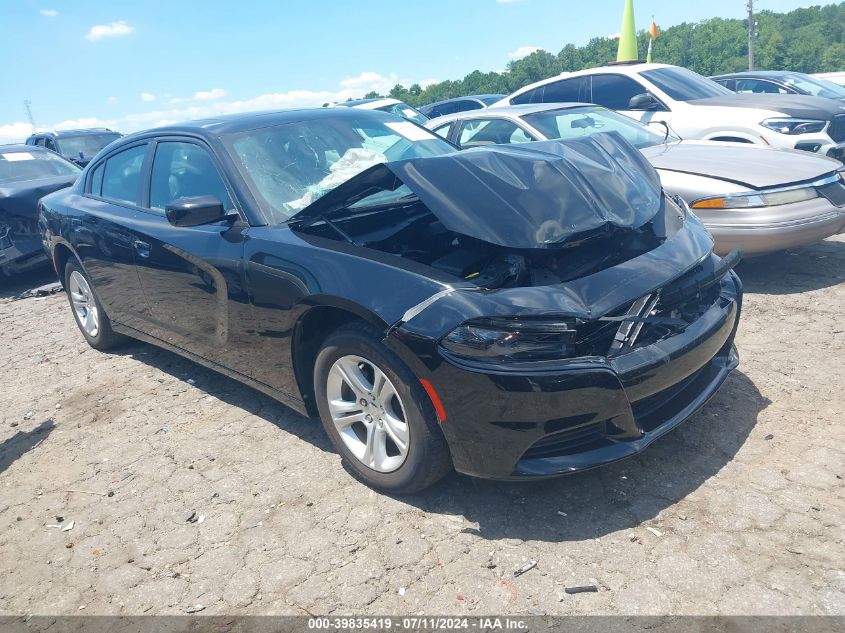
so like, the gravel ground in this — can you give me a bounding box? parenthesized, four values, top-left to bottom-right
(0, 236, 842, 617)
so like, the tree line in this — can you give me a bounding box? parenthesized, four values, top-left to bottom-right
(363, 2, 845, 106)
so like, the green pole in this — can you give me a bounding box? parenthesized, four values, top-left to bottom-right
(617, 0, 638, 62)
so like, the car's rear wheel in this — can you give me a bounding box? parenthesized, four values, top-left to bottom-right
(64, 258, 126, 350)
(314, 321, 452, 494)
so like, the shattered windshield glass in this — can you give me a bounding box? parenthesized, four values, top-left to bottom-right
(524, 106, 677, 149)
(225, 115, 453, 222)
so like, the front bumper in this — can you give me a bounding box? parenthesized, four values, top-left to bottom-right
(419, 272, 742, 480)
(0, 220, 48, 274)
(697, 196, 845, 256)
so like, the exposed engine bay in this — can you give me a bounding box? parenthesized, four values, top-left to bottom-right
(295, 198, 667, 290)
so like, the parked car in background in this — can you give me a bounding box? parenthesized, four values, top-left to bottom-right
(492, 63, 845, 161)
(428, 103, 845, 256)
(711, 71, 845, 103)
(39, 108, 741, 493)
(25, 128, 122, 167)
(813, 72, 845, 88)
(418, 94, 506, 119)
(331, 98, 429, 125)
(0, 145, 80, 275)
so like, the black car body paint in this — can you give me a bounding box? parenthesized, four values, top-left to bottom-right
(38, 108, 741, 480)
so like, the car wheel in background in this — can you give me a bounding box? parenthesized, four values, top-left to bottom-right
(64, 258, 127, 351)
(314, 321, 452, 494)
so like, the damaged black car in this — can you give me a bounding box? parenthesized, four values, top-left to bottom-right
(1, 145, 81, 275)
(39, 108, 742, 493)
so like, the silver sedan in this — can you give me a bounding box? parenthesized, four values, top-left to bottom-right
(427, 103, 845, 255)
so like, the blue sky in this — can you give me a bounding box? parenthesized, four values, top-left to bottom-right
(0, 0, 830, 142)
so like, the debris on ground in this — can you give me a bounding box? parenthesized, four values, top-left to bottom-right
(556, 511, 568, 517)
(645, 526, 663, 537)
(185, 511, 197, 523)
(564, 585, 599, 594)
(185, 604, 205, 613)
(61, 520, 74, 532)
(764, 433, 775, 441)
(14, 283, 63, 301)
(398, 587, 406, 596)
(513, 560, 537, 577)
(65, 489, 107, 496)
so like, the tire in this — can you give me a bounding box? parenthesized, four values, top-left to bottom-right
(64, 258, 127, 351)
(314, 321, 452, 494)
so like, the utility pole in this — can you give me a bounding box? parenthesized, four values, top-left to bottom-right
(23, 99, 36, 131)
(747, 0, 755, 71)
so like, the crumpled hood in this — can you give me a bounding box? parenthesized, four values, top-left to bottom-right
(291, 132, 664, 249)
(0, 174, 79, 220)
(688, 94, 845, 118)
(641, 141, 840, 189)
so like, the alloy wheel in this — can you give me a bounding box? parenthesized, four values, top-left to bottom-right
(68, 270, 100, 338)
(326, 354, 410, 473)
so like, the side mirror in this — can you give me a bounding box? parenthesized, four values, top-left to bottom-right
(628, 92, 661, 111)
(165, 195, 228, 227)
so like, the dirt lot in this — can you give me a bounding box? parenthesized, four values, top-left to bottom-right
(0, 236, 842, 617)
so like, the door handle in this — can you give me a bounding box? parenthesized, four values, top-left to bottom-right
(133, 240, 151, 258)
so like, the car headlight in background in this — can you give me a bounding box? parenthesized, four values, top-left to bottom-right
(440, 318, 578, 362)
(759, 118, 827, 135)
(692, 187, 819, 209)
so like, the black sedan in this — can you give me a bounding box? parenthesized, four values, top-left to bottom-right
(1, 145, 80, 275)
(39, 108, 742, 493)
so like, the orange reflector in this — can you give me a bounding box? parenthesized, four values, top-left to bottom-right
(691, 198, 726, 209)
(420, 378, 447, 423)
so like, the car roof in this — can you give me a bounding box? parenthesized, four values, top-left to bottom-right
(335, 98, 400, 107)
(501, 63, 674, 102)
(427, 102, 594, 126)
(0, 143, 52, 153)
(425, 94, 506, 107)
(29, 128, 118, 138)
(112, 107, 401, 144)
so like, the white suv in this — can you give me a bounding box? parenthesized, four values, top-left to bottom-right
(492, 63, 845, 161)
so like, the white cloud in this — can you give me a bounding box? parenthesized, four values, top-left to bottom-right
(193, 88, 227, 101)
(0, 71, 430, 143)
(508, 45, 541, 60)
(419, 78, 439, 89)
(39, 9, 58, 17)
(86, 20, 134, 42)
(140, 93, 156, 102)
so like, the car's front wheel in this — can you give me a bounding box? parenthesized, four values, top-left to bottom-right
(64, 258, 127, 350)
(314, 321, 452, 494)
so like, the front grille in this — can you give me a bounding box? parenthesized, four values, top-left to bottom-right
(829, 114, 845, 143)
(521, 422, 609, 459)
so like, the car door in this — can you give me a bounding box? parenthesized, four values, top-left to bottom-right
(129, 137, 250, 368)
(592, 73, 675, 128)
(73, 142, 153, 331)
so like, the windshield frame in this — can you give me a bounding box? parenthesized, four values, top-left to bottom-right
(521, 105, 678, 149)
(641, 67, 734, 102)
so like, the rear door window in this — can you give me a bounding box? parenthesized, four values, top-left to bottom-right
(589, 74, 650, 109)
(101, 144, 148, 206)
(512, 77, 587, 105)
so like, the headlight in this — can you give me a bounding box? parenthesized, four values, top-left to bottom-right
(440, 318, 578, 362)
(760, 118, 827, 135)
(692, 187, 818, 209)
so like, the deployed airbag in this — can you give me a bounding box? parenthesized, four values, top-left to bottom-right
(290, 132, 664, 250)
